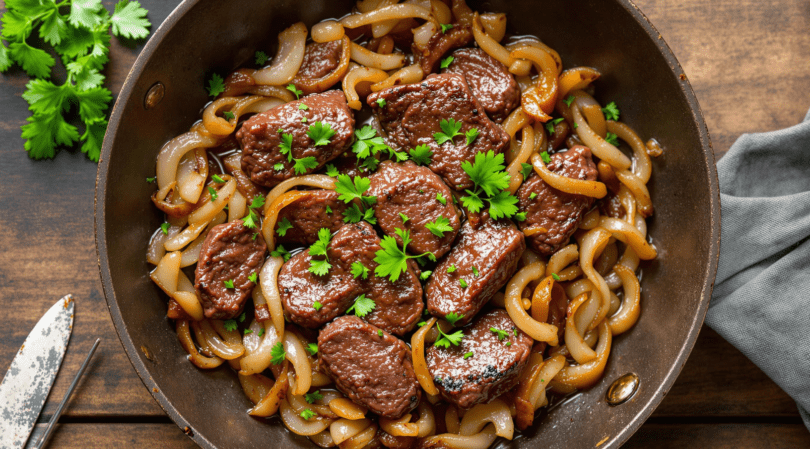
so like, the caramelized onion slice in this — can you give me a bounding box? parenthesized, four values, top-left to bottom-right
(253, 22, 308, 86)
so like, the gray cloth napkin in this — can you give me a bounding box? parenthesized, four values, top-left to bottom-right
(706, 107, 810, 430)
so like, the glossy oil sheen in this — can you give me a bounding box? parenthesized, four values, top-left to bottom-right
(95, 1, 720, 448)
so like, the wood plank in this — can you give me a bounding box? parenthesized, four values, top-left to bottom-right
(626, 423, 810, 448)
(24, 423, 196, 449)
(637, 0, 810, 157)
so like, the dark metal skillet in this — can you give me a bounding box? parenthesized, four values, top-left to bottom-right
(95, 0, 720, 447)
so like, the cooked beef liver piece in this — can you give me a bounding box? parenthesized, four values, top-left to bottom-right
(442, 48, 519, 123)
(275, 189, 351, 246)
(194, 221, 267, 320)
(278, 222, 377, 328)
(412, 25, 472, 75)
(292, 40, 344, 94)
(425, 214, 525, 326)
(318, 316, 421, 418)
(367, 73, 510, 190)
(368, 160, 460, 258)
(238, 90, 354, 188)
(516, 146, 598, 255)
(427, 309, 533, 408)
(364, 258, 424, 336)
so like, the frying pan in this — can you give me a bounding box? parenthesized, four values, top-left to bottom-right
(95, 0, 720, 447)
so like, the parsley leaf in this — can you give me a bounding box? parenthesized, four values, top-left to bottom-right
(486, 190, 519, 220)
(223, 111, 235, 121)
(436, 192, 447, 205)
(239, 312, 246, 323)
(308, 228, 333, 276)
(300, 409, 317, 420)
(313, 301, 322, 311)
(306, 343, 318, 355)
(545, 117, 564, 135)
(293, 156, 319, 175)
(207, 73, 225, 97)
(425, 216, 453, 237)
(447, 264, 456, 273)
(472, 266, 479, 277)
(374, 228, 433, 282)
(325, 164, 339, 177)
(287, 83, 302, 99)
(399, 213, 410, 223)
(520, 162, 533, 179)
(110, 1, 151, 39)
(440, 56, 454, 69)
(601, 101, 620, 121)
(308, 121, 335, 146)
(276, 217, 293, 236)
(244, 329, 253, 335)
(223, 319, 238, 332)
(434, 118, 462, 145)
(419, 270, 432, 281)
(409, 144, 433, 166)
(552, 273, 561, 281)
(255, 50, 269, 65)
(378, 329, 383, 337)
(146, 177, 155, 183)
(434, 323, 464, 348)
(445, 312, 464, 326)
(465, 128, 479, 146)
(460, 151, 520, 220)
(212, 174, 226, 183)
(248, 272, 258, 283)
(208, 186, 218, 201)
(298, 103, 309, 111)
(440, 23, 454, 33)
(160, 222, 170, 235)
(279, 133, 294, 161)
(459, 279, 468, 288)
(563, 95, 575, 107)
(376, 98, 386, 108)
(223, 279, 235, 289)
(529, 192, 538, 200)
(605, 132, 619, 146)
(270, 342, 286, 365)
(464, 352, 473, 359)
(490, 327, 510, 340)
(351, 261, 370, 279)
(540, 151, 551, 164)
(346, 294, 376, 317)
(249, 196, 265, 210)
(271, 244, 291, 261)
(305, 391, 324, 404)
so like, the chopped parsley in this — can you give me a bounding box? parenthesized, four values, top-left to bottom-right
(274, 163, 285, 171)
(434, 323, 464, 349)
(419, 270, 432, 281)
(286, 83, 302, 100)
(490, 327, 510, 340)
(293, 156, 319, 174)
(464, 352, 474, 359)
(515, 212, 527, 221)
(223, 279, 235, 289)
(540, 151, 551, 164)
(212, 174, 226, 183)
(244, 329, 253, 335)
(300, 409, 317, 420)
(248, 272, 258, 283)
(325, 205, 333, 214)
(313, 301, 323, 311)
(374, 228, 435, 282)
(325, 164, 339, 177)
(378, 329, 384, 337)
(301, 116, 307, 123)
(601, 101, 620, 121)
(146, 177, 156, 183)
(545, 117, 564, 135)
(605, 132, 619, 146)
(445, 313, 464, 326)
(434, 118, 462, 145)
(270, 342, 286, 365)
(425, 216, 453, 237)
(298, 103, 309, 111)
(459, 279, 468, 288)
(258, 328, 265, 337)
(351, 125, 406, 166)
(277, 132, 317, 174)
(552, 273, 561, 281)
(409, 144, 433, 166)
(335, 174, 377, 225)
(160, 222, 170, 235)
(223, 319, 237, 331)
(271, 244, 291, 261)
(306, 343, 318, 356)
(563, 95, 575, 107)
(305, 391, 324, 404)
(440, 23, 454, 33)
(465, 128, 480, 146)
(436, 192, 447, 205)
(439, 56, 454, 69)
(447, 264, 456, 273)
(351, 261, 370, 280)
(308, 228, 333, 276)
(239, 312, 246, 323)
(276, 217, 293, 236)
(207, 73, 225, 97)
(376, 98, 386, 108)
(529, 192, 538, 200)
(399, 213, 410, 223)
(460, 151, 519, 220)
(241, 195, 266, 230)
(255, 50, 270, 65)
(472, 266, 479, 277)
(346, 294, 376, 317)
(207, 186, 218, 202)
(223, 111, 235, 121)
(520, 162, 533, 179)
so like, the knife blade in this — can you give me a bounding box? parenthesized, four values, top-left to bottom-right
(0, 295, 74, 449)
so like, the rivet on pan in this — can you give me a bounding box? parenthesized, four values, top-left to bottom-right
(144, 82, 165, 109)
(606, 373, 639, 406)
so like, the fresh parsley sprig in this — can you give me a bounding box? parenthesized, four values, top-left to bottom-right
(460, 151, 520, 220)
(277, 132, 319, 175)
(308, 228, 332, 276)
(241, 195, 266, 229)
(351, 125, 407, 170)
(409, 144, 433, 166)
(1, 0, 151, 161)
(601, 101, 620, 121)
(374, 228, 436, 282)
(425, 216, 453, 237)
(434, 322, 464, 349)
(345, 294, 375, 317)
(334, 174, 377, 225)
(270, 342, 286, 365)
(434, 118, 462, 145)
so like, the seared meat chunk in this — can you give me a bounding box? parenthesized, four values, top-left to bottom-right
(368, 160, 461, 258)
(194, 221, 267, 320)
(364, 260, 424, 337)
(412, 25, 472, 75)
(368, 73, 510, 190)
(238, 90, 354, 187)
(516, 146, 598, 255)
(442, 48, 519, 123)
(427, 309, 533, 408)
(278, 222, 376, 328)
(292, 40, 345, 94)
(318, 316, 421, 418)
(426, 214, 524, 326)
(275, 189, 351, 246)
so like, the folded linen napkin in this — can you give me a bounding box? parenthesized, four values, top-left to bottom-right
(706, 107, 810, 430)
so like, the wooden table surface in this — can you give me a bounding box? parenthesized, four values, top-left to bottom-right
(2, 0, 809, 447)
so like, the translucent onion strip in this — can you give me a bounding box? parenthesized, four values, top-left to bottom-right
(350, 42, 406, 71)
(565, 293, 598, 364)
(558, 67, 601, 99)
(380, 414, 418, 437)
(238, 372, 275, 404)
(330, 418, 372, 445)
(179, 211, 226, 267)
(263, 174, 336, 215)
(340, 423, 377, 449)
(506, 125, 536, 193)
(459, 399, 513, 439)
(579, 227, 612, 330)
(259, 256, 286, 340)
(614, 169, 654, 217)
(246, 85, 295, 102)
(598, 217, 657, 260)
(155, 131, 219, 191)
(329, 398, 367, 420)
(552, 322, 612, 390)
(420, 424, 497, 449)
(253, 22, 308, 86)
(198, 320, 245, 360)
(263, 190, 320, 248)
(415, 401, 436, 437)
(501, 106, 531, 142)
(163, 219, 208, 252)
(531, 153, 607, 198)
(505, 263, 559, 344)
(510, 45, 558, 121)
(371, 64, 424, 92)
(176, 321, 224, 369)
(506, 38, 562, 75)
(411, 317, 439, 395)
(472, 12, 513, 67)
(479, 12, 506, 42)
(608, 265, 641, 335)
(607, 121, 652, 183)
(340, 4, 435, 28)
(571, 102, 632, 170)
(188, 177, 236, 225)
(284, 331, 312, 396)
(249, 361, 289, 416)
(343, 66, 389, 109)
(176, 148, 208, 203)
(228, 190, 247, 223)
(202, 95, 283, 136)
(312, 20, 345, 43)
(281, 394, 333, 436)
(546, 244, 579, 277)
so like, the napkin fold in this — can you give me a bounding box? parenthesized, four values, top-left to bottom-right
(706, 107, 810, 430)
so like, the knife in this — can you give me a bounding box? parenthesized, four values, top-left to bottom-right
(0, 295, 74, 449)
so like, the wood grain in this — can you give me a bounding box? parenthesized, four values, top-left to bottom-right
(0, 0, 808, 447)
